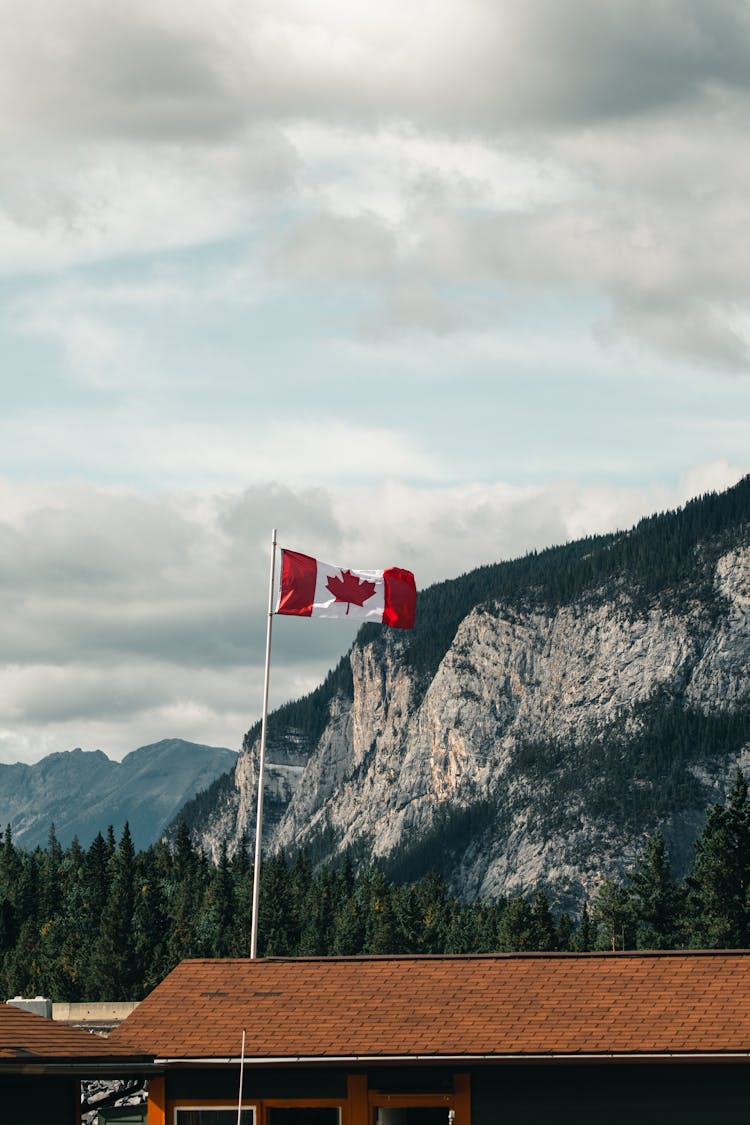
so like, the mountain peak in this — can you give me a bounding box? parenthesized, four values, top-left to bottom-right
(0, 739, 237, 850)
(177, 478, 750, 910)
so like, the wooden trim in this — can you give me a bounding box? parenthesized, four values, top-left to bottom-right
(148, 1076, 166, 1125)
(167, 1098, 258, 1123)
(261, 1098, 344, 1125)
(453, 1073, 471, 1125)
(166, 1097, 346, 1125)
(368, 1072, 471, 1123)
(368, 1090, 453, 1124)
(263, 1100, 344, 1107)
(262, 1099, 343, 1125)
(347, 1074, 369, 1125)
(160, 1073, 468, 1125)
(368, 1093, 453, 1108)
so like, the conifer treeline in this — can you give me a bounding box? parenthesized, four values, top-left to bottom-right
(1, 772, 749, 1001)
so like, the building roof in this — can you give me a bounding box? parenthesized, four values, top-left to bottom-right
(0, 1003, 150, 1068)
(110, 951, 750, 1063)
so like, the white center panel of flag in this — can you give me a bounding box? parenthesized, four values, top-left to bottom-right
(312, 561, 386, 621)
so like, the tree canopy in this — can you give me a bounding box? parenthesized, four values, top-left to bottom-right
(2, 772, 750, 999)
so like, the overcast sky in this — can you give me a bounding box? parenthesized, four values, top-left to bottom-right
(2, 1, 749, 764)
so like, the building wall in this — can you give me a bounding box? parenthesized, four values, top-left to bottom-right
(1, 1074, 79, 1125)
(162, 1066, 465, 1125)
(159, 1059, 750, 1124)
(470, 1063, 750, 1125)
(167, 1067, 348, 1103)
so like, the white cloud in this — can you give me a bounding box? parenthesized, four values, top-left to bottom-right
(270, 212, 397, 283)
(285, 123, 581, 224)
(0, 134, 298, 275)
(2, 468, 746, 762)
(4, 2, 749, 144)
(2, 1, 750, 768)
(2, 1, 750, 367)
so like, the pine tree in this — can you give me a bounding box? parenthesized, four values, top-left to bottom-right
(626, 832, 679, 949)
(39, 825, 64, 922)
(4, 919, 41, 997)
(496, 896, 535, 952)
(258, 853, 295, 956)
(685, 771, 750, 947)
(0, 826, 22, 958)
(574, 903, 594, 951)
(444, 904, 479, 953)
(391, 884, 425, 953)
(55, 844, 91, 1000)
(592, 879, 632, 951)
(166, 824, 206, 963)
(354, 866, 398, 955)
(331, 895, 366, 955)
(230, 835, 252, 956)
(412, 871, 450, 952)
(198, 842, 236, 957)
(529, 891, 556, 951)
(367, 891, 399, 955)
(84, 832, 111, 920)
(133, 854, 173, 996)
(88, 823, 138, 999)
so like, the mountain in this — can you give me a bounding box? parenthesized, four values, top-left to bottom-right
(0, 739, 237, 850)
(176, 477, 750, 911)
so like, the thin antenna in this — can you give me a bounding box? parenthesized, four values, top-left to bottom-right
(236, 1027, 246, 1125)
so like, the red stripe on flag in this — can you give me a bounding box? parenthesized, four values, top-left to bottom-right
(382, 567, 417, 629)
(277, 549, 317, 617)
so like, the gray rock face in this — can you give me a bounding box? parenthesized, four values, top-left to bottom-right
(193, 545, 750, 910)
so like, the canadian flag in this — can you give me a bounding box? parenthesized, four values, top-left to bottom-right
(276, 549, 416, 629)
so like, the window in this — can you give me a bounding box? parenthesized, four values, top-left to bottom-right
(267, 1112, 341, 1125)
(175, 1110, 255, 1125)
(374, 1112, 449, 1125)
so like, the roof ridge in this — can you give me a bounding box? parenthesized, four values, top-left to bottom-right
(176, 949, 750, 965)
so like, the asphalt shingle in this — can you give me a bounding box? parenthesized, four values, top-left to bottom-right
(109, 951, 750, 1061)
(0, 1003, 146, 1061)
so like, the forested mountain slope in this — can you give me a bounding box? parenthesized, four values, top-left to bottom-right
(178, 477, 750, 910)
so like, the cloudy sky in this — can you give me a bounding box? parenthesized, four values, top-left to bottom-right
(2, 1, 749, 764)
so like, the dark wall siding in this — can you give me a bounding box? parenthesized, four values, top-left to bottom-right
(471, 1063, 750, 1125)
(0, 1075, 78, 1125)
(167, 1064, 459, 1103)
(166, 1060, 750, 1123)
(167, 1067, 347, 1102)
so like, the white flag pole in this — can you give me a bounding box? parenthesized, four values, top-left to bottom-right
(250, 528, 277, 958)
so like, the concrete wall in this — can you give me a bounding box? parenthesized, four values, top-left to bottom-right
(6, 996, 53, 1018)
(53, 1001, 140, 1032)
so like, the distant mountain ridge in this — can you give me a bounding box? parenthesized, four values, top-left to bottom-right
(0, 739, 237, 850)
(175, 476, 750, 911)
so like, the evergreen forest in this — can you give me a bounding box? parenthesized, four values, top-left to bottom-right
(2, 771, 750, 1002)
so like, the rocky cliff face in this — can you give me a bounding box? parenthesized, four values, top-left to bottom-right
(191, 533, 750, 911)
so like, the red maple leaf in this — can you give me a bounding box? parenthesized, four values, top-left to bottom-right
(326, 569, 377, 614)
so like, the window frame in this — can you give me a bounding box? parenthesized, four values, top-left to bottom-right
(261, 1099, 344, 1125)
(172, 1102, 258, 1124)
(170, 1100, 345, 1125)
(368, 1092, 455, 1125)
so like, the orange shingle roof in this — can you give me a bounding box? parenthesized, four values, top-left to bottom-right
(0, 1003, 148, 1062)
(110, 951, 750, 1061)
